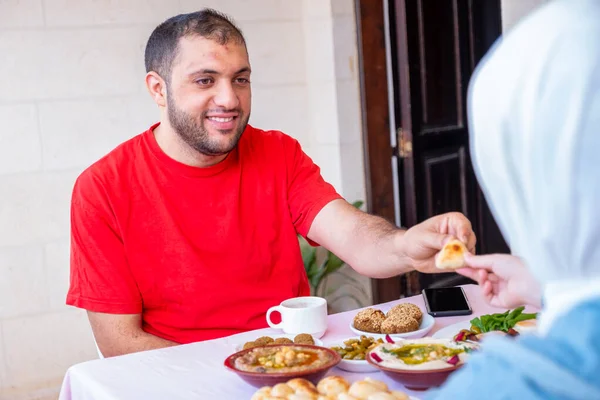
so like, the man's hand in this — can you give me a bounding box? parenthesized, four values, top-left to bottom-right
(456, 253, 542, 308)
(402, 212, 476, 273)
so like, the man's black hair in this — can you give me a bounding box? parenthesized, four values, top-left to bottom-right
(144, 9, 246, 82)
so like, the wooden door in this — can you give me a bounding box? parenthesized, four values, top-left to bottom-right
(356, 0, 509, 302)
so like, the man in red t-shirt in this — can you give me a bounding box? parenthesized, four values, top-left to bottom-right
(67, 9, 476, 357)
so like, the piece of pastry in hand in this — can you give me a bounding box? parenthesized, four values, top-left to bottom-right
(435, 239, 468, 270)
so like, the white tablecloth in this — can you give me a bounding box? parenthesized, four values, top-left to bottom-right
(58, 284, 506, 400)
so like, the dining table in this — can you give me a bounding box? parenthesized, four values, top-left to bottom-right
(58, 284, 522, 400)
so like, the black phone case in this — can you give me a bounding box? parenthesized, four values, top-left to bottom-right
(421, 287, 473, 317)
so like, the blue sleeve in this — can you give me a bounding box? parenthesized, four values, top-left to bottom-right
(426, 298, 600, 400)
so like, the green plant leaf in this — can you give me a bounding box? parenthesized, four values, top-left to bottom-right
(310, 257, 330, 290)
(298, 235, 316, 267)
(351, 200, 364, 209)
(296, 200, 365, 295)
(324, 253, 344, 275)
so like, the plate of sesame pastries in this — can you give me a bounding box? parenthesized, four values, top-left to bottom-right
(235, 333, 323, 352)
(350, 303, 435, 339)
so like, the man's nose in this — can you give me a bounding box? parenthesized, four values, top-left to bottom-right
(213, 82, 240, 110)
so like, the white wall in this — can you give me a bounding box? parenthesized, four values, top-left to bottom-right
(0, 0, 366, 398)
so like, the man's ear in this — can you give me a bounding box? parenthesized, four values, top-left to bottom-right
(145, 71, 167, 107)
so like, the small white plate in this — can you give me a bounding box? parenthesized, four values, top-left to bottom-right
(350, 313, 435, 340)
(235, 334, 324, 352)
(431, 320, 471, 340)
(326, 336, 383, 373)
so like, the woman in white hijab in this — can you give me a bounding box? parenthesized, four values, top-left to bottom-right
(427, 0, 600, 398)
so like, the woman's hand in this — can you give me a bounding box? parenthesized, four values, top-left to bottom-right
(457, 253, 542, 308)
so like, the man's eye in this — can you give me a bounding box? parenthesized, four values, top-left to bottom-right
(236, 78, 250, 84)
(196, 78, 213, 85)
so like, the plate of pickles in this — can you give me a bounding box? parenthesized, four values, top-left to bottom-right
(328, 335, 386, 373)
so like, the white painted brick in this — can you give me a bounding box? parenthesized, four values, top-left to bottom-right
(340, 140, 366, 202)
(302, 0, 332, 19)
(250, 85, 309, 146)
(0, 28, 149, 102)
(243, 21, 306, 86)
(44, 0, 179, 26)
(0, 323, 7, 392)
(0, 245, 47, 319)
(45, 240, 70, 311)
(0, 171, 77, 247)
(0, 104, 42, 175)
(333, 15, 359, 81)
(307, 82, 339, 145)
(2, 309, 97, 388)
(0, 0, 44, 28)
(38, 97, 141, 170)
(180, 0, 302, 21)
(314, 143, 342, 193)
(301, 145, 316, 163)
(332, 0, 355, 16)
(128, 93, 161, 134)
(335, 79, 362, 144)
(302, 18, 336, 84)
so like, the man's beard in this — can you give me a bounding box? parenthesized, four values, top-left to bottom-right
(166, 91, 249, 156)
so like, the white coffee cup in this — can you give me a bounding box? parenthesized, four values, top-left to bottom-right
(266, 296, 328, 338)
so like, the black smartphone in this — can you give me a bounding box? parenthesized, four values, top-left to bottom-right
(422, 286, 473, 317)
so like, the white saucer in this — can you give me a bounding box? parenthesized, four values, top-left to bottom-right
(431, 320, 471, 340)
(349, 313, 435, 340)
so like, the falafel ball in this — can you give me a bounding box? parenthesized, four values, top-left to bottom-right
(273, 337, 294, 345)
(387, 303, 423, 323)
(242, 341, 257, 350)
(353, 308, 386, 333)
(254, 336, 275, 346)
(293, 333, 315, 345)
(380, 314, 420, 334)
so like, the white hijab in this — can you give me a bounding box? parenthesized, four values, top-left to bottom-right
(468, 0, 600, 334)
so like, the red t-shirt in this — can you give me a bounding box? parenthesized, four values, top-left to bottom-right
(67, 123, 342, 343)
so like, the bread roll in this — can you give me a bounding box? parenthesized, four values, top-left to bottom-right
(317, 376, 350, 396)
(390, 391, 410, 400)
(271, 383, 294, 397)
(251, 387, 272, 400)
(337, 394, 360, 400)
(362, 378, 388, 392)
(366, 393, 396, 400)
(287, 379, 317, 393)
(348, 381, 381, 400)
(288, 393, 318, 400)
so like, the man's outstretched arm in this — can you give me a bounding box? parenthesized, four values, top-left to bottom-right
(307, 199, 476, 278)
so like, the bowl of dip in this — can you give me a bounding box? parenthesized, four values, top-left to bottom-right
(365, 338, 478, 390)
(224, 344, 341, 388)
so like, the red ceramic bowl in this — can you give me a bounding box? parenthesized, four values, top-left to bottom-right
(365, 351, 463, 390)
(224, 344, 341, 388)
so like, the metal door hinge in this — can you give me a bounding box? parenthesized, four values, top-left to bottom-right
(397, 127, 413, 158)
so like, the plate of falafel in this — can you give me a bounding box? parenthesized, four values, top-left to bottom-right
(236, 333, 323, 352)
(350, 303, 435, 339)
